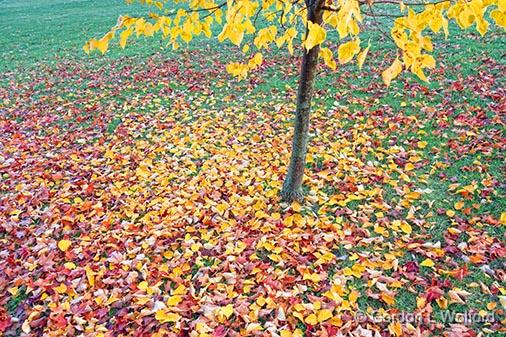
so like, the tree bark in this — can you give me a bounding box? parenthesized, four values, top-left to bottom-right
(281, 1, 323, 202)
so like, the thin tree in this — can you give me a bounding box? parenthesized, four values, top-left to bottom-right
(85, 0, 505, 202)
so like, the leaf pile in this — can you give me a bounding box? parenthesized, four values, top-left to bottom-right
(0, 48, 505, 336)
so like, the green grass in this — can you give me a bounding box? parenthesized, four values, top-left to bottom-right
(0, 0, 168, 70)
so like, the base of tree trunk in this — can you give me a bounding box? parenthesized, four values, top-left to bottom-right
(280, 187, 304, 203)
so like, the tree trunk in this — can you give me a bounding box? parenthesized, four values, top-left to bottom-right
(281, 2, 323, 202)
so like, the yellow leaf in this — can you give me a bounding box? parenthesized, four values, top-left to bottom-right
(154, 1, 163, 10)
(382, 58, 403, 87)
(253, 26, 277, 49)
(135, 296, 151, 305)
(293, 329, 304, 337)
(196, 322, 213, 333)
(302, 271, 320, 283)
(54, 283, 67, 294)
(226, 62, 249, 79)
(291, 201, 302, 212)
(10, 209, 22, 216)
(437, 296, 448, 309)
(317, 309, 333, 322)
(446, 209, 455, 217)
(491, 9, 506, 29)
(155, 310, 181, 323)
(349, 290, 359, 303)
(319, 47, 336, 70)
(64, 262, 76, 269)
(304, 22, 326, 51)
(357, 41, 370, 69)
(374, 225, 388, 237)
(220, 304, 234, 319)
(173, 284, 186, 295)
(417, 141, 428, 149)
(305, 313, 318, 325)
(95, 37, 109, 54)
(422, 53, 435, 68)
(280, 330, 292, 337)
(58, 239, 71, 252)
(338, 38, 360, 64)
(85, 265, 95, 287)
(381, 292, 396, 305)
(416, 296, 426, 309)
(166, 295, 182, 306)
(120, 28, 132, 49)
(448, 227, 461, 235)
(247, 53, 263, 70)
(476, 17, 489, 36)
(293, 311, 304, 322)
(454, 201, 464, 210)
(499, 212, 506, 225)
(136, 164, 150, 178)
(138, 281, 149, 291)
(389, 321, 402, 337)
(405, 191, 421, 200)
(7, 287, 18, 296)
(400, 221, 412, 234)
(216, 202, 229, 215)
(284, 215, 294, 227)
(293, 213, 306, 226)
(420, 258, 434, 268)
(246, 323, 263, 332)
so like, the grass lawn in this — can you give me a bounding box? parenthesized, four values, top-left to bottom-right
(0, 0, 505, 336)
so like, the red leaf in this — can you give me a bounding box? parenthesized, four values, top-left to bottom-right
(213, 326, 227, 337)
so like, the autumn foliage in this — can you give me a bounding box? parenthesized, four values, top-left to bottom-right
(1, 0, 506, 336)
(83, 0, 506, 202)
(85, 0, 506, 84)
(2, 47, 505, 336)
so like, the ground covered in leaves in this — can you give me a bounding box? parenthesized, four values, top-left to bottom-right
(0, 5, 505, 336)
(1, 48, 504, 336)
